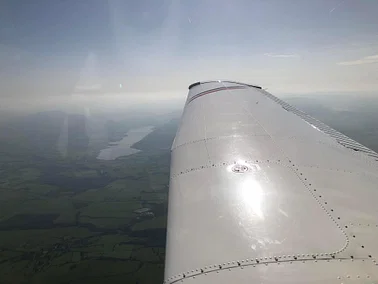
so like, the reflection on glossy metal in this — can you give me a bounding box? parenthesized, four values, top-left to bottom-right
(165, 80, 378, 284)
(239, 177, 264, 219)
(231, 164, 249, 173)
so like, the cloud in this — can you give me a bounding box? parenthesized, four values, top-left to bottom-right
(264, 53, 300, 58)
(338, 54, 378, 66)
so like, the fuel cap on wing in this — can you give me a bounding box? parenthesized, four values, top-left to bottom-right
(231, 164, 249, 173)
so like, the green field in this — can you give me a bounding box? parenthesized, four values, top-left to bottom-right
(0, 110, 177, 284)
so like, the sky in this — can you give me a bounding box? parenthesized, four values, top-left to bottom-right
(1, 0, 378, 107)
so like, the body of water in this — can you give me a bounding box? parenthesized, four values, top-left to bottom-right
(97, 126, 154, 160)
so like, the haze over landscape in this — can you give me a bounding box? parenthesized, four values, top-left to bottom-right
(1, 0, 378, 283)
(1, 0, 378, 105)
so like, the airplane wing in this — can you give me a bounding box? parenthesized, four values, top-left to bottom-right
(164, 80, 378, 283)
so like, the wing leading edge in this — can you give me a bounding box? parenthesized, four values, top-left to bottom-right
(165, 81, 378, 284)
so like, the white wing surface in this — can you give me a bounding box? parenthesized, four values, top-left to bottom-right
(164, 80, 378, 284)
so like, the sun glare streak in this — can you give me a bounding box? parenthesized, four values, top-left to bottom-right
(240, 178, 264, 219)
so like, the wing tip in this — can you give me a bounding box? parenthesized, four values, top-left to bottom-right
(188, 81, 201, 90)
(188, 80, 262, 90)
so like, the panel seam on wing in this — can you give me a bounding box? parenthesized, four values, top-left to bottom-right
(237, 95, 351, 258)
(172, 135, 344, 152)
(171, 134, 270, 151)
(173, 135, 378, 172)
(169, 159, 291, 179)
(289, 164, 350, 256)
(297, 164, 378, 180)
(296, 170, 378, 262)
(349, 223, 378, 228)
(170, 160, 378, 182)
(163, 257, 372, 284)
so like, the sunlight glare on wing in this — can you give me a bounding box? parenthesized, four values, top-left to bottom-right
(240, 178, 264, 219)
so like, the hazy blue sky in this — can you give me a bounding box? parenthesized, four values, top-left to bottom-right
(1, 0, 378, 102)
